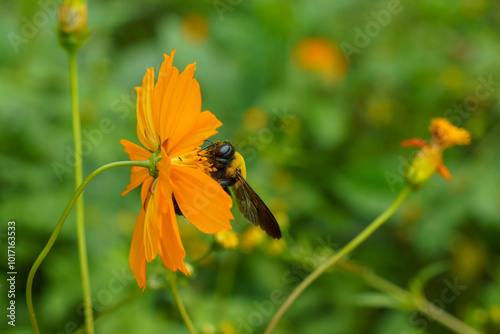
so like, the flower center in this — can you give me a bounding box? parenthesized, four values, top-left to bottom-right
(170, 149, 215, 174)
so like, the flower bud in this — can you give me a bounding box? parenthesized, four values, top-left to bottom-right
(58, 0, 89, 51)
(58, 0, 88, 35)
(404, 144, 442, 189)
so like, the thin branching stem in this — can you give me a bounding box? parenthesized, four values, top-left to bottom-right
(264, 186, 412, 333)
(27, 160, 150, 334)
(169, 272, 198, 334)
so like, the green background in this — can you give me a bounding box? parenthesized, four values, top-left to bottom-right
(1, 0, 500, 333)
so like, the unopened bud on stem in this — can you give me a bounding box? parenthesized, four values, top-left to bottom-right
(58, 0, 89, 51)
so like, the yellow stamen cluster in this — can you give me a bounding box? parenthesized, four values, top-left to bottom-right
(171, 149, 215, 174)
(429, 118, 471, 148)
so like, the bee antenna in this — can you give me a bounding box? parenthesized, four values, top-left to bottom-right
(199, 139, 215, 152)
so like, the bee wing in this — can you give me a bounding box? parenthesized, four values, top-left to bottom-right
(233, 173, 282, 239)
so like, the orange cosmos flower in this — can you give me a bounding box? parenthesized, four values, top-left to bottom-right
(121, 50, 234, 288)
(292, 37, 348, 82)
(401, 117, 471, 189)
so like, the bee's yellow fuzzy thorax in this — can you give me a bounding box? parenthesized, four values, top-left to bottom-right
(232, 152, 246, 179)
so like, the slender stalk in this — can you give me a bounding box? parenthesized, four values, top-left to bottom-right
(27, 160, 150, 334)
(264, 186, 412, 334)
(414, 297, 481, 334)
(341, 262, 481, 334)
(168, 272, 198, 334)
(338, 261, 411, 303)
(68, 49, 95, 334)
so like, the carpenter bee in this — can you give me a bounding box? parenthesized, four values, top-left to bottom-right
(203, 141, 282, 239)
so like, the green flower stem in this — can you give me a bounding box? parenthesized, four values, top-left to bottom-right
(168, 272, 198, 334)
(264, 186, 412, 334)
(413, 297, 482, 334)
(27, 160, 150, 334)
(68, 49, 95, 334)
(340, 261, 481, 334)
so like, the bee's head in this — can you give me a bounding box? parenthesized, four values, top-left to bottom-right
(214, 141, 235, 160)
(203, 141, 237, 170)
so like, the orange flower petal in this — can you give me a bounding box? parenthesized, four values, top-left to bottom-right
(122, 167, 150, 196)
(158, 159, 176, 214)
(172, 165, 233, 234)
(158, 201, 188, 274)
(400, 138, 429, 148)
(121, 139, 152, 196)
(170, 111, 222, 157)
(120, 139, 151, 161)
(166, 64, 201, 151)
(140, 176, 153, 205)
(430, 118, 471, 148)
(129, 208, 147, 289)
(153, 50, 176, 131)
(156, 54, 201, 152)
(136, 68, 158, 151)
(437, 162, 452, 180)
(142, 180, 161, 262)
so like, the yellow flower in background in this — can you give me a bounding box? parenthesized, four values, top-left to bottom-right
(121, 50, 234, 288)
(215, 231, 239, 249)
(219, 321, 237, 334)
(402, 117, 471, 189)
(240, 226, 266, 253)
(244, 106, 269, 131)
(267, 238, 286, 256)
(490, 305, 500, 324)
(292, 37, 348, 82)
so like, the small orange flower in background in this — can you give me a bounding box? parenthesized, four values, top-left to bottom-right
(292, 37, 348, 82)
(182, 12, 209, 43)
(402, 117, 471, 189)
(121, 50, 234, 288)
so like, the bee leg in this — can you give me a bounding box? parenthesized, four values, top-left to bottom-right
(172, 195, 183, 216)
(217, 180, 233, 196)
(218, 180, 234, 188)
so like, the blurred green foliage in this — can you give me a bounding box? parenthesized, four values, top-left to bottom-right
(1, 0, 500, 333)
